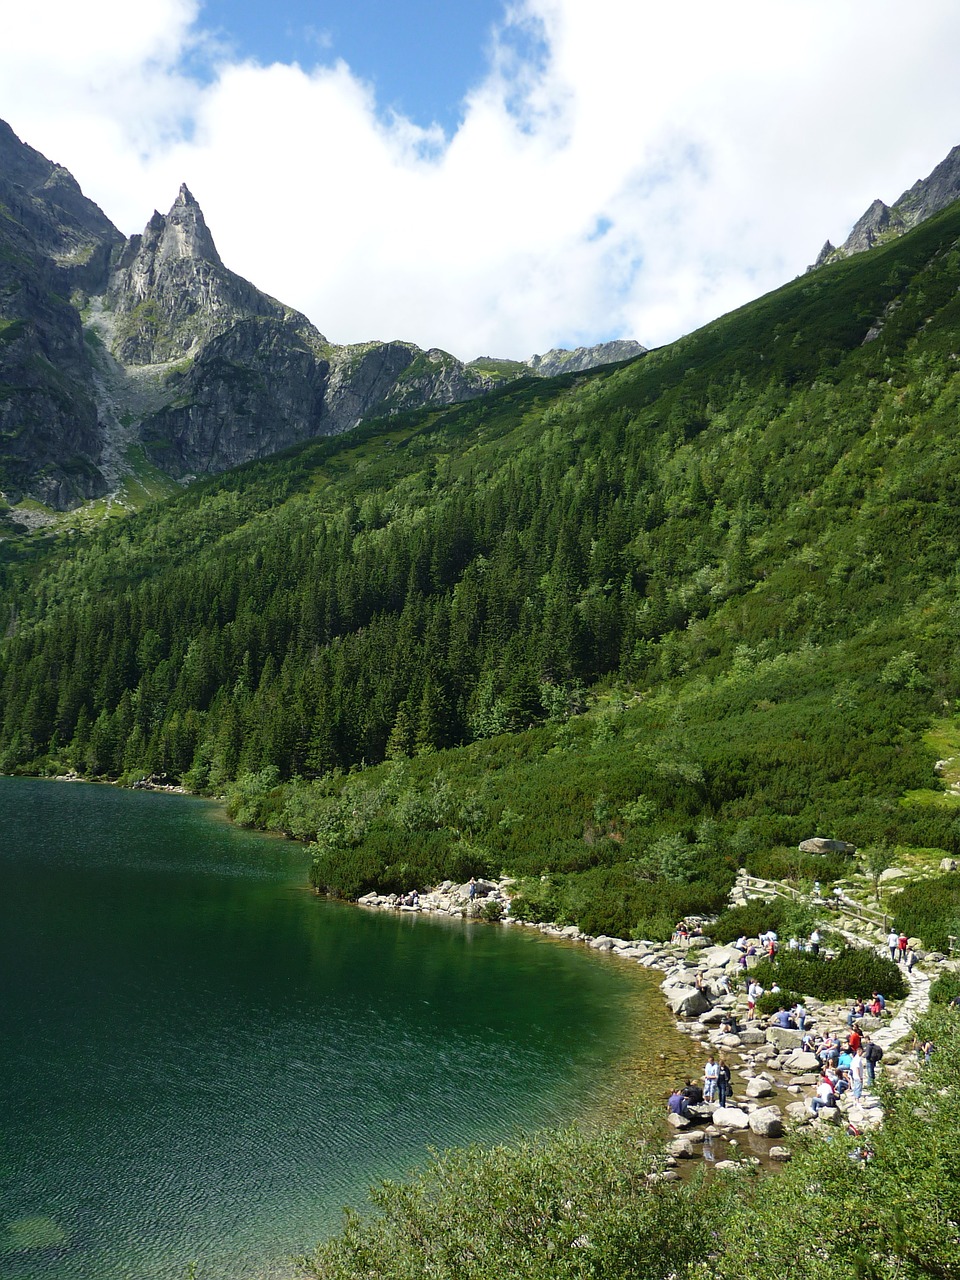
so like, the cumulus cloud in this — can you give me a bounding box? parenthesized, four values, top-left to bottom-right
(3, 0, 960, 359)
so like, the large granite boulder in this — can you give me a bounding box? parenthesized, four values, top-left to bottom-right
(799, 837, 857, 855)
(745, 1077, 775, 1099)
(712, 1107, 750, 1130)
(782, 1051, 821, 1073)
(766, 1027, 804, 1051)
(748, 1106, 784, 1138)
(664, 986, 711, 1018)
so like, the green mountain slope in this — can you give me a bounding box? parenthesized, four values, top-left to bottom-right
(3, 201, 960, 935)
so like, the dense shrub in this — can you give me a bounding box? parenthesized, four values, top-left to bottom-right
(750, 947, 907, 1003)
(893, 872, 960, 952)
(311, 829, 489, 897)
(755, 990, 805, 1017)
(930, 972, 960, 1005)
(706, 898, 793, 944)
(744, 846, 847, 885)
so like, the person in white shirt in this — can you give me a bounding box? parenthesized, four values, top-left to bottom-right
(704, 1055, 719, 1102)
(850, 1049, 865, 1100)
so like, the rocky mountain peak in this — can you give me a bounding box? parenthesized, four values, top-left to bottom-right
(107, 185, 295, 364)
(812, 142, 960, 269)
(135, 185, 223, 272)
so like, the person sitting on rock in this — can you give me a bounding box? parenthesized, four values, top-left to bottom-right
(668, 1089, 692, 1118)
(818, 1033, 839, 1065)
(831, 1066, 850, 1097)
(870, 992, 886, 1017)
(847, 998, 866, 1026)
(735, 935, 748, 951)
(681, 1077, 704, 1106)
(810, 1078, 836, 1115)
(774, 1007, 793, 1029)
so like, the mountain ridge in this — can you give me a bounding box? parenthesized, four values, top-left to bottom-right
(0, 120, 645, 508)
(812, 142, 960, 268)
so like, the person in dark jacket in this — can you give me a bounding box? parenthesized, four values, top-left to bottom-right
(862, 1036, 883, 1085)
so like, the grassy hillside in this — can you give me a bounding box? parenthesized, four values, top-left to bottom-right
(3, 201, 960, 935)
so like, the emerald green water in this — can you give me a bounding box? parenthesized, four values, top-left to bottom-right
(0, 777, 662, 1280)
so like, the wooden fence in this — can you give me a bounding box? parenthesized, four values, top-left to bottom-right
(737, 873, 890, 933)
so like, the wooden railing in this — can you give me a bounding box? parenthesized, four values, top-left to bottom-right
(737, 873, 890, 933)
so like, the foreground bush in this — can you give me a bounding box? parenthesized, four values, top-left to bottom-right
(296, 1012, 960, 1279)
(296, 1114, 724, 1280)
(711, 1007, 960, 1280)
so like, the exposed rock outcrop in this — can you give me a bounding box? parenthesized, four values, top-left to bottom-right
(812, 143, 960, 269)
(525, 339, 646, 376)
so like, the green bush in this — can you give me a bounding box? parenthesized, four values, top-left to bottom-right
(930, 972, 960, 1005)
(893, 872, 960, 952)
(750, 947, 907, 1003)
(745, 846, 847, 885)
(297, 1111, 723, 1280)
(706, 898, 793, 944)
(755, 990, 805, 1017)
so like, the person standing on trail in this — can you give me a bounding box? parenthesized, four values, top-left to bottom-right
(887, 929, 899, 962)
(747, 979, 763, 1019)
(850, 1048, 865, 1100)
(862, 1036, 883, 1085)
(809, 928, 820, 957)
(897, 932, 908, 963)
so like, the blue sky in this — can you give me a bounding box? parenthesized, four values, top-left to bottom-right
(4, 2, 960, 360)
(197, 0, 509, 132)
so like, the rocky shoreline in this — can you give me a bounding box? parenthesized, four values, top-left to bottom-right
(356, 871, 953, 1172)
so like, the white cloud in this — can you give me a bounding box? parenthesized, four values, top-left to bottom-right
(3, 0, 960, 359)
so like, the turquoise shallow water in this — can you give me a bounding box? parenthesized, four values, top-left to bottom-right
(0, 777, 663, 1280)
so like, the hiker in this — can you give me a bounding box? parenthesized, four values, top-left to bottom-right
(747, 979, 763, 1019)
(862, 1036, 883, 1084)
(810, 1078, 836, 1116)
(717, 1057, 732, 1107)
(703, 1056, 719, 1102)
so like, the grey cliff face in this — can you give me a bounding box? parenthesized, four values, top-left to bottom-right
(140, 318, 331, 476)
(0, 122, 117, 507)
(813, 143, 960, 269)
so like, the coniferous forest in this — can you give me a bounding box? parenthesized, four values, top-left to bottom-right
(3, 199, 960, 940)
